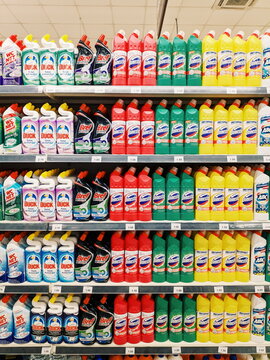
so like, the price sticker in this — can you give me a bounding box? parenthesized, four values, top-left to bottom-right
(218, 347, 228, 354)
(174, 156, 184, 163)
(92, 156, 102, 163)
(51, 285, 61, 294)
(52, 223, 63, 231)
(126, 223, 135, 230)
(263, 223, 270, 230)
(0, 286, 5, 293)
(264, 156, 270, 162)
(214, 286, 224, 293)
(267, 87, 270, 94)
(227, 155, 237, 162)
(171, 222, 181, 230)
(95, 87, 105, 93)
(35, 155, 47, 163)
(41, 347, 51, 355)
(227, 88, 237, 94)
(83, 286, 93, 294)
(257, 346, 266, 354)
(129, 286, 139, 294)
(125, 348, 135, 355)
(131, 87, 141, 94)
(173, 286, 184, 294)
(128, 156, 138, 163)
(172, 347, 181, 354)
(174, 87, 184, 94)
(45, 86, 55, 93)
(219, 223, 229, 230)
(255, 286, 265, 293)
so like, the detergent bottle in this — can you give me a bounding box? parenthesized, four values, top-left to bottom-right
(22, 170, 40, 221)
(92, 232, 111, 282)
(246, 30, 262, 86)
(202, 30, 217, 86)
(73, 171, 92, 221)
(96, 295, 114, 344)
(58, 35, 75, 85)
(224, 166, 239, 221)
(47, 294, 63, 344)
(75, 35, 94, 85)
(157, 32, 171, 86)
(58, 231, 76, 283)
(258, 97, 270, 155)
(254, 165, 269, 220)
(199, 99, 213, 154)
(239, 166, 253, 221)
(232, 31, 246, 86)
(127, 294, 141, 344)
(166, 231, 180, 283)
(196, 294, 210, 342)
(112, 30, 127, 86)
(39, 34, 57, 85)
(187, 30, 202, 86)
(3, 104, 22, 154)
(222, 231, 236, 282)
(142, 30, 156, 86)
(154, 294, 168, 342)
(180, 167, 195, 221)
(93, 34, 112, 85)
(235, 231, 250, 282)
(228, 99, 243, 154)
(251, 293, 266, 343)
(42, 231, 58, 283)
(63, 294, 79, 344)
(141, 99, 155, 154)
(152, 231, 166, 283)
(56, 103, 74, 154)
(74, 104, 94, 154)
(124, 167, 137, 221)
(91, 171, 109, 221)
(110, 167, 124, 221)
(56, 169, 76, 221)
(114, 294, 127, 345)
(266, 232, 270, 282)
(166, 167, 180, 221)
(168, 294, 182, 343)
(152, 167, 166, 221)
(195, 166, 210, 221)
(155, 99, 169, 154)
(7, 232, 27, 283)
(126, 99, 140, 154)
(180, 231, 194, 283)
(111, 99, 125, 155)
(21, 102, 40, 154)
(0, 232, 9, 283)
(217, 29, 233, 86)
(13, 295, 31, 344)
(1, 35, 21, 85)
(237, 293, 251, 342)
(213, 99, 228, 154)
(183, 294, 196, 342)
(243, 99, 257, 154)
(0, 294, 14, 344)
(210, 166, 225, 221)
(3, 171, 23, 221)
(127, 30, 142, 86)
(172, 31, 186, 86)
(262, 29, 270, 86)
(208, 231, 222, 282)
(194, 231, 208, 282)
(170, 99, 184, 154)
(93, 104, 111, 154)
(39, 103, 57, 154)
(38, 169, 59, 222)
(184, 99, 199, 154)
(210, 294, 224, 343)
(31, 294, 48, 343)
(141, 294, 155, 343)
(138, 232, 152, 283)
(138, 167, 152, 221)
(250, 231, 266, 282)
(125, 232, 138, 283)
(25, 231, 42, 282)
(22, 34, 40, 85)
(74, 231, 94, 282)
(223, 294, 237, 343)
(79, 295, 97, 345)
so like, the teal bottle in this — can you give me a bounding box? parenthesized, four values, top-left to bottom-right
(152, 167, 166, 221)
(157, 32, 172, 86)
(180, 167, 195, 220)
(172, 31, 186, 86)
(166, 167, 180, 221)
(155, 100, 170, 154)
(184, 99, 199, 154)
(170, 100, 184, 155)
(152, 232, 166, 283)
(187, 30, 202, 86)
(183, 294, 196, 342)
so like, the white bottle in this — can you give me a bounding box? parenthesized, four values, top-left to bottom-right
(25, 231, 43, 283)
(42, 231, 59, 283)
(250, 231, 266, 282)
(262, 29, 270, 86)
(13, 294, 31, 343)
(56, 103, 74, 154)
(39, 103, 57, 154)
(154, 357, 168, 360)
(56, 169, 76, 221)
(258, 98, 270, 155)
(23, 170, 40, 221)
(168, 356, 183, 360)
(58, 231, 77, 282)
(38, 169, 59, 222)
(21, 103, 40, 154)
(253, 165, 270, 221)
(251, 293, 266, 343)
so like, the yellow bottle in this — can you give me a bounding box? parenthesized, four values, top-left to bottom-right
(235, 231, 250, 282)
(208, 231, 222, 282)
(224, 166, 239, 221)
(210, 166, 225, 221)
(196, 294, 210, 342)
(195, 166, 210, 221)
(224, 294, 238, 343)
(246, 30, 262, 87)
(217, 28, 233, 86)
(239, 166, 254, 221)
(199, 99, 214, 154)
(237, 293, 251, 342)
(232, 31, 246, 86)
(210, 294, 224, 343)
(243, 100, 257, 154)
(222, 231, 236, 282)
(202, 30, 217, 86)
(213, 100, 228, 154)
(194, 231, 208, 282)
(228, 99, 243, 154)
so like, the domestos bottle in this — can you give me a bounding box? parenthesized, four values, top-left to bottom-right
(217, 28, 233, 86)
(187, 30, 202, 86)
(202, 30, 217, 86)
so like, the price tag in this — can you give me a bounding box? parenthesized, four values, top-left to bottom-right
(173, 286, 184, 294)
(37, 85, 43, 93)
(41, 347, 51, 355)
(126, 223, 135, 230)
(35, 155, 47, 163)
(45, 86, 55, 93)
(130, 87, 141, 94)
(128, 156, 138, 163)
(0, 286, 5, 293)
(263, 223, 270, 230)
(263, 156, 270, 162)
(218, 346, 228, 354)
(95, 87, 105, 93)
(83, 286, 93, 294)
(125, 348, 135, 355)
(267, 87, 270, 94)
(51, 285, 61, 294)
(174, 156, 184, 163)
(172, 347, 181, 354)
(227, 88, 237, 94)
(52, 223, 63, 231)
(214, 286, 224, 293)
(255, 286, 265, 293)
(227, 155, 237, 162)
(171, 222, 181, 230)
(174, 87, 184, 94)
(219, 223, 229, 230)
(129, 286, 139, 294)
(257, 346, 266, 354)
(92, 156, 102, 163)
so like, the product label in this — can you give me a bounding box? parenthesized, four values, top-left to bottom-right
(158, 53, 171, 75)
(263, 47, 270, 80)
(181, 253, 194, 273)
(188, 51, 201, 75)
(167, 190, 180, 210)
(112, 120, 125, 146)
(237, 311, 250, 334)
(156, 121, 169, 143)
(255, 181, 269, 214)
(236, 250, 249, 274)
(239, 188, 253, 212)
(209, 250, 222, 274)
(124, 188, 138, 213)
(224, 311, 237, 335)
(58, 52, 74, 83)
(126, 120, 140, 146)
(153, 190, 165, 210)
(125, 250, 138, 275)
(111, 250, 124, 274)
(181, 190, 194, 210)
(3, 115, 21, 149)
(128, 50, 142, 75)
(214, 120, 228, 145)
(23, 52, 39, 83)
(47, 315, 62, 343)
(22, 120, 39, 153)
(14, 309, 30, 341)
(39, 120, 56, 153)
(128, 312, 141, 336)
(253, 245, 266, 276)
(243, 120, 257, 145)
(3, 48, 22, 85)
(259, 115, 270, 147)
(42, 252, 58, 282)
(196, 188, 210, 211)
(200, 120, 213, 144)
(38, 190, 56, 221)
(141, 120, 154, 146)
(218, 50, 233, 76)
(247, 51, 262, 77)
(0, 309, 12, 341)
(197, 311, 209, 334)
(138, 188, 152, 213)
(203, 51, 217, 76)
(211, 311, 223, 334)
(59, 251, 74, 282)
(142, 311, 154, 335)
(210, 188, 224, 212)
(169, 313, 182, 333)
(172, 52, 186, 76)
(185, 121, 199, 142)
(114, 313, 127, 338)
(222, 250, 236, 273)
(155, 313, 168, 332)
(228, 120, 242, 145)
(195, 250, 208, 273)
(170, 122, 184, 143)
(143, 50, 156, 77)
(167, 253, 180, 273)
(113, 50, 126, 75)
(153, 253, 165, 272)
(56, 120, 73, 153)
(225, 188, 239, 212)
(233, 51, 246, 76)
(26, 252, 42, 282)
(31, 314, 46, 343)
(63, 314, 79, 344)
(23, 189, 39, 220)
(252, 308, 266, 337)
(139, 250, 152, 275)
(183, 314, 196, 332)
(110, 188, 124, 214)
(56, 189, 72, 221)
(40, 51, 57, 83)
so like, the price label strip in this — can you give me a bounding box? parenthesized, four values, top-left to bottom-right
(129, 286, 139, 294)
(51, 223, 63, 231)
(171, 222, 181, 230)
(126, 223, 135, 230)
(51, 285, 61, 294)
(125, 348, 135, 355)
(257, 346, 266, 354)
(218, 347, 228, 354)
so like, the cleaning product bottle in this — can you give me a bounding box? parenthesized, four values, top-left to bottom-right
(210, 166, 225, 221)
(125, 231, 138, 283)
(266, 232, 270, 283)
(183, 294, 196, 342)
(58, 231, 76, 283)
(39, 103, 57, 154)
(73, 171, 92, 221)
(57, 35, 75, 85)
(95, 295, 114, 344)
(114, 294, 127, 345)
(22, 170, 40, 221)
(251, 293, 266, 343)
(112, 30, 127, 86)
(195, 166, 210, 221)
(63, 294, 79, 344)
(180, 167, 195, 221)
(31, 294, 48, 343)
(42, 231, 58, 283)
(202, 30, 217, 86)
(138, 232, 152, 283)
(246, 30, 262, 86)
(13, 295, 31, 344)
(3, 104, 22, 154)
(242, 99, 257, 154)
(235, 231, 250, 282)
(111, 99, 126, 155)
(127, 294, 141, 344)
(92, 232, 110, 282)
(0, 294, 14, 344)
(224, 166, 239, 221)
(187, 30, 202, 86)
(152, 167, 166, 221)
(196, 294, 210, 342)
(166, 231, 180, 283)
(169, 294, 182, 343)
(199, 99, 213, 154)
(138, 167, 152, 221)
(39, 34, 58, 85)
(110, 167, 124, 221)
(93, 34, 112, 85)
(141, 99, 154, 154)
(0, 232, 9, 283)
(22, 34, 40, 85)
(184, 99, 199, 154)
(254, 165, 269, 221)
(126, 99, 140, 155)
(38, 169, 58, 222)
(208, 231, 222, 282)
(0, 107, 5, 155)
(262, 29, 270, 86)
(166, 167, 180, 221)
(74, 104, 94, 154)
(239, 166, 253, 221)
(75, 35, 94, 85)
(157, 32, 171, 86)
(223, 294, 237, 343)
(124, 167, 138, 221)
(232, 31, 246, 86)
(210, 294, 224, 343)
(79, 294, 97, 345)
(56, 169, 75, 221)
(142, 30, 156, 86)
(74, 231, 94, 282)
(2, 35, 22, 85)
(213, 99, 228, 154)
(237, 293, 251, 342)
(194, 231, 208, 282)
(222, 231, 236, 282)
(258, 97, 270, 154)
(127, 30, 142, 86)
(155, 99, 169, 154)
(250, 231, 266, 282)
(25, 231, 42, 282)
(172, 31, 186, 86)
(180, 231, 194, 283)
(91, 171, 110, 221)
(47, 294, 63, 344)
(265, 293, 270, 341)
(228, 99, 243, 154)
(169, 99, 184, 154)
(154, 294, 168, 342)
(3, 171, 23, 221)
(138, 294, 154, 344)
(152, 232, 166, 283)
(7, 232, 27, 283)
(21, 102, 40, 154)
(56, 103, 74, 154)
(217, 29, 233, 86)
(93, 104, 111, 154)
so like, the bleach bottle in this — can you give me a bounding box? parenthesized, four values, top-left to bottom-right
(3, 104, 22, 154)
(73, 171, 92, 221)
(217, 29, 233, 86)
(214, 99, 228, 154)
(199, 99, 213, 155)
(127, 30, 142, 86)
(187, 30, 202, 86)
(166, 232, 180, 283)
(93, 34, 112, 85)
(125, 232, 138, 282)
(92, 232, 111, 282)
(169, 294, 182, 343)
(3, 171, 23, 221)
(21, 102, 40, 154)
(184, 99, 199, 154)
(38, 169, 59, 222)
(202, 30, 217, 86)
(39, 103, 57, 154)
(250, 231, 266, 282)
(180, 231, 194, 283)
(47, 294, 63, 344)
(155, 99, 169, 154)
(112, 30, 127, 86)
(7, 232, 27, 283)
(228, 99, 243, 155)
(155, 294, 168, 342)
(237, 293, 251, 342)
(31, 294, 48, 343)
(124, 167, 138, 221)
(75, 35, 94, 85)
(22, 34, 40, 85)
(111, 99, 126, 155)
(258, 98, 270, 154)
(93, 104, 111, 154)
(232, 31, 246, 86)
(141, 99, 155, 154)
(13, 295, 31, 344)
(91, 171, 110, 221)
(180, 167, 195, 221)
(208, 231, 222, 282)
(152, 167, 166, 221)
(196, 294, 210, 342)
(251, 294, 266, 343)
(56, 169, 76, 221)
(110, 231, 125, 283)
(141, 294, 155, 343)
(254, 165, 269, 221)
(138, 167, 152, 221)
(195, 166, 210, 221)
(172, 31, 186, 86)
(56, 103, 74, 154)
(127, 294, 141, 344)
(79, 295, 97, 345)
(0, 295, 14, 344)
(0, 232, 9, 283)
(210, 294, 224, 343)
(142, 30, 156, 86)
(40, 34, 57, 85)
(23, 170, 40, 221)
(246, 30, 262, 86)
(157, 32, 171, 86)
(152, 232, 166, 282)
(25, 231, 42, 283)
(126, 99, 140, 155)
(58, 35, 75, 85)
(42, 231, 58, 283)
(74, 104, 94, 154)
(2, 35, 22, 85)
(194, 231, 208, 282)
(262, 29, 270, 86)
(110, 167, 124, 221)
(138, 233, 152, 282)
(243, 99, 257, 154)
(166, 167, 180, 221)
(75, 231, 94, 282)
(63, 295, 79, 344)
(183, 294, 196, 342)
(58, 231, 76, 283)
(170, 99, 184, 154)
(223, 294, 237, 343)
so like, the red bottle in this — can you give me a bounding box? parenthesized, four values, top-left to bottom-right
(111, 99, 126, 155)
(110, 167, 124, 221)
(142, 31, 156, 86)
(110, 231, 125, 282)
(126, 99, 140, 155)
(141, 100, 154, 154)
(124, 231, 138, 282)
(138, 167, 152, 221)
(112, 30, 127, 86)
(141, 294, 154, 343)
(127, 30, 142, 86)
(114, 294, 128, 345)
(124, 167, 138, 221)
(127, 294, 141, 344)
(138, 232, 152, 283)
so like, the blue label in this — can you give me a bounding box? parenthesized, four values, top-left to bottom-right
(42, 251, 58, 282)
(26, 250, 42, 282)
(31, 313, 46, 343)
(47, 314, 63, 344)
(58, 250, 74, 282)
(63, 314, 79, 344)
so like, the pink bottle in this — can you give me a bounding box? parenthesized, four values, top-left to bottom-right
(138, 167, 152, 221)
(110, 231, 125, 283)
(140, 100, 154, 154)
(112, 30, 127, 86)
(124, 167, 138, 221)
(127, 294, 141, 344)
(114, 294, 128, 345)
(124, 231, 138, 282)
(126, 99, 140, 155)
(111, 99, 126, 155)
(138, 231, 152, 283)
(141, 294, 154, 343)
(127, 30, 142, 86)
(110, 167, 124, 221)
(142, 30, 156, 86)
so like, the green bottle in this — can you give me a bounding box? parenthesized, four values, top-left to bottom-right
(265, 167, 270, 218)
(155, 294, 169, 342)
(22, 35, 40, 85)
(180, 231, 194, 283)
(180, 167, 195, 221)
(169, 294, 182, 342)
(183, 294, 196, 342)
(152, 231, 166, 283)
(155, 100, 170, 154)
(166, 167, 180, 221)
(265, 293, 270, 341)
(152, 167, 166, 221)
(172, 31, 186, 86)
(265, 232, 270, 282)
(57, 35, 75, 85)
(170, 100, 184, 155)
(157, 32, 172, 86)
(187, 30, 202, 86)
(184, 99, 199, 154)
(166, 231, 180, 283)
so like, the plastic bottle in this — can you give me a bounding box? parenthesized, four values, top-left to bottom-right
(39, 103, 57, 154)
(246, 30, 262, 86)
(138, 167, 152, 221)
(265, 232, 270, 282)
(154, 294, 168, 342)
(141, 100, 155, 154)
(22, 170, 40, 221)
(47, 294, 63, 344)
(152, 167, 166, 221)
(38, 169, 58, 222)
(170, 99, 184, 154)
(180, 167, 195, 221)
(75, 35, 94, 85)
(208, 231, 222, 282)
(228, 99, 243, 154)
(7, 232, 27, 283)
(3, 104, 22, 154)
(258, 97, 270, 154)
(124, 167, 138, 221)
(74, 104, 94, 154)
(223, 294, 238, 345)
(232, 32, 247, 86)
(3, 171, 23, 221)
(152, 232, 166, 283)
(157, 32, 171, 86)
(63, 294, 79, 344)
(127, 30, 142, 86)
(138, 232, 152, 283)
(237, 293, 251, 342)
(254, 165, 269, 220)
(235, 231, 250, 282)
(141, 294, 155, 343)
(180, 231, 194, 283)
(126, 99, 140, 155)
(172, 31, 186, 86)
(0, 295, 14, 344)
(239, 166, 253, 221)
(166, 167, 180, 221)
(224, 166, 239, 221)
(155, 99, 169, 154)
(114, 295, 127, 345)
(22, 34, 40, 85)
(58, 231, 76, 283)
(39, 34, 57, 85)
(56, 103, 74, 154)
(42, 231, 58, 283)
(242, 99, 257, 154)
(112, 30, 127, 86)
(125, 232, 138, 283)
(110, 167, 124, 221)
(199, 99, 213, 155)
(262, 29, 270, 86)
(91, 232, 110, 282)
(0, 107, 5, 155)
(56, 169, 75, 222)
(169, 294, 182, 343)
(183, 294, 196, 342)
(210, 166, 225, 221)
(222, 231, 236, 282)
(213, 99, 228, 154)
(210, 294, 224, 343)
(166, 232, 180, 283)
(74, 231, 93, 282)
(93, 104, 111, 154)
(187, 30, 202, 86)
(0, 232, 9, 283)
(2, 35, 23, 85)
(21, 102, 40, 154)
(93, 34, 112, 85)
(111, 99, 126, 155)
(142, 31, 156, 86)
(73, 171, 92, 221)
(79, 295, 97, 345)
(196, 294, 210, 342)
(202, 30, 217, 86)
(251, 294, 266, 343)
(127, 294, 141, 344)
(194, 231, 208, 282)
(217, 29, 233, 86)
(25, 231, 42, 282)
(57, 35, 75, 85)
(13, 294, 31, 344)
(91, 171, 110, 221)
(195, 166, 210, 221)
(184, 99, 199, 154)
(250, 231, 266, 282)
(95, 295, 114, 344)
(31, 294, 48, 343)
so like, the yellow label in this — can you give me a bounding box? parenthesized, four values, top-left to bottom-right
(225, 188, 239, 212)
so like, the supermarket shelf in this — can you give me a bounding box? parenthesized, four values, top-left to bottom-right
(0, 343, 52, 355)
(0, 221, 47, 231)
(0, 85, 43, 97)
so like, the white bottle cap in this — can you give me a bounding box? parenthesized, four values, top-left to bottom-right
(133, 29, 140, 37)
(193, 29, 200, 37)
(177, 30, 185, 39)
(163, 31, 170, 39)
(204, 99, 212, 107)
(252, 29, 260, 37)
(208, 30, 215, 38)
(118, 29, 126, 36)
(237, 30, 245, 38)
(224, 28, 232, 36)
(148, 30, 155, 37)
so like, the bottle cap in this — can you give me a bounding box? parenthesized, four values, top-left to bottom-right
(218, 99, 226, 108)
(155, 167, 164, 176)
(224, 28, 232, 37)
(208, 30, 215, 38)
(232, 99, 241, 108)
(183, 166, 192, 175)
(247, 99, 255, 107)
(169, 166, 178, 175)
(192, 29, 200, 38)
(236, 31, 245, 39)
(260, 97, 269, 106)
(163, 31, 170, 40)
(117, 30, 126, 38)
(204, 99, 212, 107)
(199, 166, 208, 175)
(133, 29, 140, 38)
(177, 31, 185, 39)
(188, 99, 197, 108)
(160, 99, 167, 108)
(251, 30, 260, 38)
(98, 104, 106, 114)
(174, 99, 182, 108)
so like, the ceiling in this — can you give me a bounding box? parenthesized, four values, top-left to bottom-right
(0, 0, 270, 47)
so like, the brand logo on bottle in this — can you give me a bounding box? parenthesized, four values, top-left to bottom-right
(48, 316, 61, 332)
(182, 191, 193, 205)
(228, 193, 239, 206)
(129, 56, 141, 69)
(234, 55, 246, 70)
(125, 255, 137, 268)
(128, 125, 140, 139)
(79, 123, 92, 134)
(211, 256, 222, 268)
(213, 193, 224, 206)
(171, 315, 182, 328)
(129, 317, 140, 329)
(153, 191, 165, 205)
(142, 126, 154, 139)
(201, 126, 213, 138)
(198, 317, 209, 328)
(65, 316, 78, 332)
(113, 56, 126, 69)
(23, 54, 39, 73)
(27, 254, 41, 270)
(236, 255, 248, 267)
(184, 315, 195, 328)
(250, 55, 262, 70)
(57, 124, 70, 140)
(197, 255, 208, 268)
(225, 317, 237, 329)
(142, 316, 154, 328)
(111, 193, 123, 207)
(261, 123, 270, 135)
(217, 125, 228, 138)
(171, 124, 183, 138)
(158, 54, 171, 69)
(57, 192, 71, 208)
(225, 255, 236, 268)
(40, 193, 54, 208)
(60, 254, 73, 270)
(198, 193, 209, 206)
(242, 193, 253, 206)
(189, 54, 201, 69)
(182, 254, 194, 267)
(139, 193, 151, 207)
(81, 317, 95, 327)
(23, 123, 38, 142)
(115, 318, 127, 331)
(231, 126, 242, 138)
(32, 315, 45, 331)
(40, 54, 56, 72)
(205, 55, 217, 69)
(157, 314, 167, 327)
(246, 125, 257, 138)
(153, 254, 165, 268)
(144, 56, 156, 70)
(173, 54, 185, 69)
(186, 123, 198, 137)
(168, 191, 179, 205)
(213, 317, 223, 329)
(112, 255, 124, 269)
(24, 192, 38, 210)
(221, 55, 233, 69)
(168, 254, 179, 268)
(113, 125, 125, 139)
(157, 123, 169, 138)
(43, 254, 57, 270)
(125, 193, 137, 206)
(75, 191, 91, 202)
(40, 124, 55, 140)
(239, 316, 249, 328)
(139, 255, 151, 268)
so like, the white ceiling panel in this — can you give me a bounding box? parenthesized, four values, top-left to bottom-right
(145, 6, 157, 24)
(0, 5, 18, 23)
(112, 6, 145, 24)
(23, 24, 58, 40)
(111, 0, 147, 5)
(44, 5, 81, 24)
(39, 0, 75, 4)
(181, 0, 215, 7)
(206, 9, 244, 26)
(254, 0, 270, 8)
(79, 6, 113, 24)
(239, 8, 270, 26)
(75, 0, 110, 4)
(0, 24, 27, 39)
(53, 24, 85, 40)
(178, 7, 211, 25)
(8, 5, 50, 23)
(163, 7, 180, 25)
